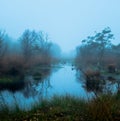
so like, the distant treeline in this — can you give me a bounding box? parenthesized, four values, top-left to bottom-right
(0, 29, 61, 75)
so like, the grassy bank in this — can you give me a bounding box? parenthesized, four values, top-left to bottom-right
(0, 94, 120, 121)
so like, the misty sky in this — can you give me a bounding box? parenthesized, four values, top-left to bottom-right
(0, 0, 120, 52)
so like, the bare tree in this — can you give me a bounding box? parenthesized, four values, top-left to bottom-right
(20, 30, 39, 60)
(20, 30, 54, 65)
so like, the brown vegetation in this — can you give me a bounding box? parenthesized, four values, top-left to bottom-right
(75, 27, 120, 96)
(0, 29, 60, 77)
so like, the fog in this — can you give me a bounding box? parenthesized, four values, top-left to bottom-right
(1, 1, 120, 120)
(0, 0, 120, 52)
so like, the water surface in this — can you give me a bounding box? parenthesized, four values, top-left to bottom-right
(1, 64, 116, 110)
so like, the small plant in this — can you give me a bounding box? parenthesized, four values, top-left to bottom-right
(85, 69, 101, 81)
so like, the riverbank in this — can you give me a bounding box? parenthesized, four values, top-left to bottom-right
(0, 94, 120, 121)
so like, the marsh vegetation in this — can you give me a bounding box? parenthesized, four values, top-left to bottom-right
(0, 28, 120, 120)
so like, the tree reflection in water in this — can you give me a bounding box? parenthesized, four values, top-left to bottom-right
(22, 67, 53, 98)
(76, 69, 119, 97)
(0, 67, 53, 110)
(23, 77, 52, 98)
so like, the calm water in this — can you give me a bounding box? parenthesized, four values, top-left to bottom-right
(0, 64, 117, 110)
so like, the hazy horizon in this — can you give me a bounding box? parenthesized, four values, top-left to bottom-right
(0, 0, 120, 52)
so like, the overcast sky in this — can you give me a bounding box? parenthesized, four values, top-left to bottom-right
(0, 0, 120, 52)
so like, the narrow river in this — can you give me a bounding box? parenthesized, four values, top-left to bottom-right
(0, 65, 93, 110)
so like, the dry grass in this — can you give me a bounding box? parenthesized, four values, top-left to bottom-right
(0, 94, 120, 121)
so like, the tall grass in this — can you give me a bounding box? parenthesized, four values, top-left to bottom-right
(88, 95, 113, 121)
(0, 94, 120, 121)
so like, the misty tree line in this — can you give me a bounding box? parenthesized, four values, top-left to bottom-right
(0, 29, 61, 75)
(75, 27, 120, 70)
(75, 27, 120, 95)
